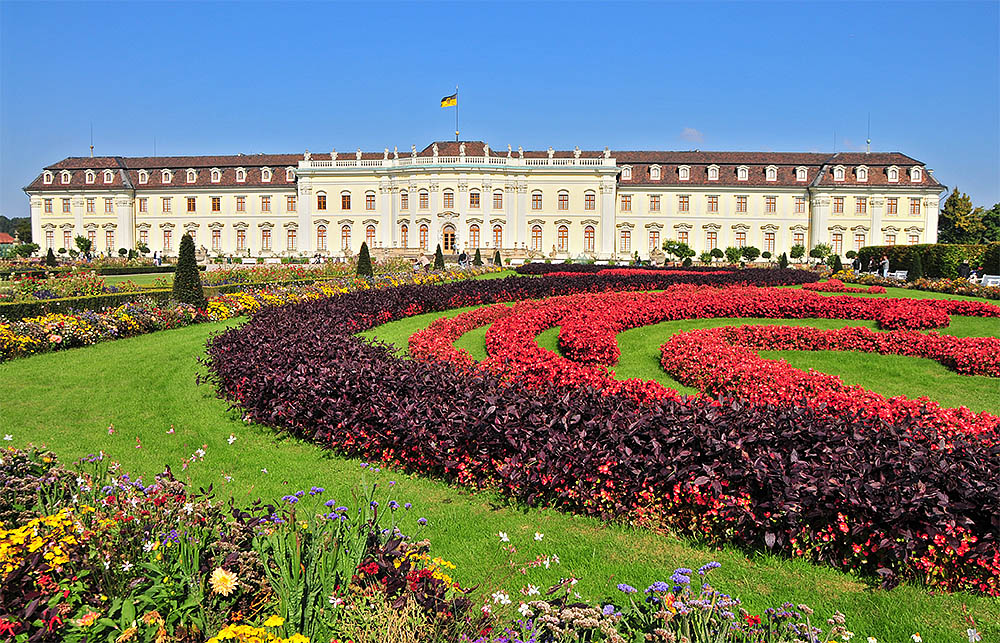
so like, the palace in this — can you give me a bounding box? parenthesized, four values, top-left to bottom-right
(25, 141, 945, 260)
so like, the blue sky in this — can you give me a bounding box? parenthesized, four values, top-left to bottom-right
(2, 1, 997, 218)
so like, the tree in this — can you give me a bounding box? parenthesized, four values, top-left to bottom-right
(907, 248, 924, 282)
(472, 248, 483, 266)
(45, 247, 57, 267)
(13, 243, 38, 258)
(14, 219, 31, 243)
(845, 250, 857, 260)
(829, 254, 843, 273)
(778, 252, 788, 269)
(492, 250, 502, 266)
(662, 239, 695, 263)
(356, 241, 373, 277)
(172, 233, 207, 308)
(682, 257, 692, 267)
(761, 251, 772, 260)
(741, 246, 760, 262)
(938, 188, 985, 244)
(118, 247, 128, 258)
(699, 251, 713, 264)
(74, 235, 92, 255)
(979, 203, 1000, 243)
(809, 243, 831, 264)
(711, 247, 724, 261)
(789, 244, 805, 261)
(434, 244, 445, 270)
(137, 243, 150, 256)
(724, 246, 743, 264)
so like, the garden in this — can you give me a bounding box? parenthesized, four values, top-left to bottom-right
(1, 260, 997, 642)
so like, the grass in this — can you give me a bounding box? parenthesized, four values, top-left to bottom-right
(103, 272, 172, 287)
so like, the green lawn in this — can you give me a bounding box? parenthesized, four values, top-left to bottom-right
(103, 272, 172, 287)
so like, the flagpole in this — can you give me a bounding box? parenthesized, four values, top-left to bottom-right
(455, 85, 459, 142)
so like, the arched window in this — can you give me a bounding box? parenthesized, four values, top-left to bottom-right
(211, 169, 221, 183)
(469, 224, 480, 248)
(795, 167, 807, 182)
(678, 166, 690, 181)
(399, 224, 408, 247)
(162, 169, 172, 184)
(365, 224, 376, 247)
(888, 167, 899, 182)
(708, 166, 719, 181)
(60, 171, 71, 184)
(442, 224, 456, 252)
(138, 170, 148, 184)
(316, 192, 327, 210)
(443, 190, 454, 209)
(340, 225, 351, 251)
(650, 166, 661, 180)
(185, 169, 196, 183)
(262, 168, 272, 182)
(834, 166, 845, 181)
(419, 190, 429, 209)
(316, 225, 327, 251)
(104, 170, 115, 183)
(419, 224, 428, 250)
(493, 225, 503, 249)
(557, 225, 569, 252)
(341, 191, 351, 210)
(910, 167, 922, 182)
(43, 171, 53, 184)
(857, 166, 868, 182)
(737, 167, 748, 181)
(558, 191, 569, 210)
(400, 191, 409, 210)
(235, 168, 246, 182)
(365, 191, 376, 211)
(621, 166, 632, 181)
(766, 166, 777, 181)
(86, 170, 96, 184)
(584, 191, 596, 210)
(584, 226, 595, 252)
(286, 167, 295, 181)
(493, 191, 503, 210)
(531, 225, 542, 251)
(531, 191, 542, 210)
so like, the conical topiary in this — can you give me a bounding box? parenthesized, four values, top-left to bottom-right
(473, 248, 483, 266)
(778, 252, 788, 270)
(172, 233, 207, 308)
(356, 241, 373, 277)
(907, 249, 924, 282)
(492, 250, 502, 266)
(831, 254, 843, 273)
(45, 247, 57, 267)
(434, 244, 445, 270)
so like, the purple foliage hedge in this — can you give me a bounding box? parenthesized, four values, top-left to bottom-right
(515, 262, 734, 275)
(203, 270, 999, 594)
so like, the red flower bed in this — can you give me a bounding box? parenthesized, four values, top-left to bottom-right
(802, 279, 886, 294)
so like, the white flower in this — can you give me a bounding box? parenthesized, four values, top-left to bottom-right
(526, 584, 540, 596)
(867, 638, 877, 643)
(491, 591, 511, 605)
(121, 561, 133, 572)
(102, 559, 110, 569)
(329, 595, 344, 607)
(143, 541, 156, 552)
(3, 435, 12, 441)
(518, 603, 532, 617)
(128, 497, 139, 507)
(534, 532, 543, 541)
(481, 604, 492, 616)
(967, 630, 981, 643)
(183, 502, 194, 514)
(911, 635, 922, 643)
(195, 448, 205, 458)
(552, 554, 560, 565)
(842, 632, 854, 642)
(227, 434, 236, 445)
(498, 531, 509, 542)
(76, 477, 86, 487)
(261, 468, 268, 474)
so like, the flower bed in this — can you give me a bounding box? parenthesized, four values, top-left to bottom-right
(205, 278, 1000, 596)
(835, 270, 1000, 300)
(801, 278, 886, 294)
(515, 262, 735, 275)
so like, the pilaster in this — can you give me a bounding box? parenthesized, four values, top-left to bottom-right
(297, 180, 313, 253)
(599, 179, 616, 256)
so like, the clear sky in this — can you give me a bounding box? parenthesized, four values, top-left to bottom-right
(2, 1, 998, 218)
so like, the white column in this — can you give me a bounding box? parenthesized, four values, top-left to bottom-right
(297, 179, 313, 253)
(29, 197, 43, 246)
(515, 178, 528, 250)
(808, 194, 830, 248)
(505, 181, 517, 249)
(599, 181, 616, 256)
(870, 196, 883, 248)
(115, 194, 135, 249)
(924, 195, 940, 243)
(380, 180, 393, 248)
(429, 178, 440, 251)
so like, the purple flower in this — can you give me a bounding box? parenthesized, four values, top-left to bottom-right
(602, 604, 615, 616)
(294, 490, 305, 497)
(281, 495, 298, 504)
(617, 583, 637, 594)
(388, 501, 399, 511)
(645, 581, 670, 594)
(370, 500, 378, 509)
(417, 517, 427, 525)
(324, 499, 336, 507)
(335, 506, 348, 513)
(698, 561, 722, 576)
(360, 462, 368, 468)
(309, 486, 325, 495)
(404, 502, 412, 510)
(670, 569, 692, 586)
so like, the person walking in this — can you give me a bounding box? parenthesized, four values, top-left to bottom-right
(879, 255, 890, 278)
(958, 260, 971, 279)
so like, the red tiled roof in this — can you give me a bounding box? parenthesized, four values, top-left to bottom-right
(0, 232, 16, 244)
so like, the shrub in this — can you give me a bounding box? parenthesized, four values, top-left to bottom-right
(171, 234, 207, 308)
(682, 257, 692, 267)
(699, 251, 713, 264)
(492, 250, 502, 266)
(44, 248, 56, 267)
(858, 243, 998, 278)
(357, 241, 373, 278)
(778, 252, 788, 269)
(846, 250, 857, 259)
(741, 246, 760, 262)
(789, 244, 805, 260)
(472, 248, 483, 266)
(830, 254, 843, 273)
(724, 246, 742, 264)
(908, 248, 925, 282)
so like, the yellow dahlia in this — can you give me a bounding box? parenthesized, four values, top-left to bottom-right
(209, 567, 238, 596)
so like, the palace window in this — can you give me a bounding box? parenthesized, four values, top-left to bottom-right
(106, 229, 115, 250)
(161, 197, 171, 213)
(795, 197, 806, 214)
(104, 170, 114, 184)
(317, 225, 327, 251)
(138, 198, 147, 213)
(317, 193, 327, 210)
(236, 229, 246, 251)
(531, 225, 542, 251)
(105, 198, 115, 213)
(532, 191, 542, 210)
(62, 198, 70, 213)
(43, 171, 53, 184)
(43, 198, 52, 214)
(833, 197, 844, 214)
(678, 231, 689, 245)
(138, 170, 148, 184)
(708, 165, 719, 181)
(908, 233, 919, 244)
(857, 166, 868, 182)
(737, 167, 748, 181)
(469, 190, 480, 208)
(736, 196, 747, 213)
(558, 191, 569, 210)
(261, 228, 272, 251)
(44, 229, 53, 248)
(212, 197, 221, 212)
(706, 231, 718, 250)
(649, 195, 660, 212)
(341, 225, 352, 251)
(766, 166, 777, 182)
(162, 170, 172, 183)
(87, 198, 95, 213)
(620, 195, 631, 211)
(796, 167, 808, 182)
(648, 229, 660, 252)
(287, 195, 296, 212)
(621, 166, 632, 180)
(584, 226, 595, 252)
(212, 229, 221, 251)
(619, 229, 631, 252)
(236, 196, 246, 212)
(139, 229, 148, 246)
(736, 231, 746, 248)
(443, 190, 454, 209)
(910, 198, 921, 216)
(678, 195, 689, 212)
(493, 225, 503, 248)
(468, 224, 479, 248)
(558, 225, 569, 252)
(765, 196, 776, 213)
(400, 224, 408, 247)
(885, 233, 896, 245)
(287, 228, 297, 251)
(87, 170, 96, 184)
(707, 195, 718, 213)
(87, 229, 96, 244)
(235, 168, 246, 183)
(493, 191, 503, 210)
(420, 224, 429, 250)
(63, 229, 72, 249)
(887, 198, 898, 215)
(261, 196, 271, 212)
(163, 229, 172, 251)
(400, 191, 409, 210)
(187, 229, 197, 247)
(650, 166, 661, 180)
(419, 191, 429, 209)
(793, 232, 805, 247)
(910, 167, 922, 182)
(888, 167, 899, 182)
(366, 192, 375, 211)
(366, 225, 376, 247)
(61, 171, 70, 185)
(764, 232, 775, 254)
(262, 168, 272, 182)
(856, 197, 867, 214)
(833, 166, 845, 182)
(211, 169, 221, 183)
(187, 197, 196, 213)
(186, 169, 196, 183)
(584, 191, 595, 210)
(832, 233, 843, 255)
(286, 167, 295, 181)
(678, 166, 690, 181)
(342, 192, 352, 210)
(854, 232, 865, 250)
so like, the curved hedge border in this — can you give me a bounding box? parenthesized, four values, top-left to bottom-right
(515, 262, 735, 275)
(205, 271, 999, 596)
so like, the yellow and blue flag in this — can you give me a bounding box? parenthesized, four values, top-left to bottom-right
(440, 92, 457, 108)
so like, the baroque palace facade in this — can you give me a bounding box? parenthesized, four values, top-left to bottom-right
(25, 141, 944, 260)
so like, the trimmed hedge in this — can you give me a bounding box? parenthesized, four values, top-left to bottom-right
(0, 265, 207, 281)
(0, 289, 175, 320)
(858, 243, 998, 278)
(517, 262, 734, 275)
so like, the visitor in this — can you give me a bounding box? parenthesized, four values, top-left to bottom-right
(852, 256, 862, 272)
(458, 250, 468, 268)
(879, 255, 890, 278)
(867, 257, 877, 273)
(419, 254, 431, 272)
(412, 258, 421, 273)
(958, 260, 971, 279)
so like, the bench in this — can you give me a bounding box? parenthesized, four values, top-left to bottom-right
(240, 258, 257, 265)
(982, 275, 1000, 287)
(264, 257, 282, 264)
(888, 270, 908, 280)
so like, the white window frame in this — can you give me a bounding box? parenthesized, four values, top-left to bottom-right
(261, 167, 272, 183)
(60, 171, 71, 185)
(286, 167, 295, 181)
(235, 168, 246, 183)
(162, 169, 172, 184)
(186, 169, 197, 183)
(707, 165, 719, 181)
(765, 166, 777, 182)
(211, 168, 221, 183)
(737, 166, 748, 181)
(887, 166, 899, 182)
(795, 166, 807, 182)
(856, 165, 868, 182)
(910, 167, 922, 182)
(833, 166, 845, 182)
(104, 169, 114, 184)
(43, 171, 53, 184)
(650, 165, 661, 180)
(138, 170, 148, 184)
(621, 166, 632, 181)
(86, 170, 96, 184)
(678, 165, 690, 181)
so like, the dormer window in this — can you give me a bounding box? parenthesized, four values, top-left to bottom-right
(737, 166, 748, 181)
(765, 165, 777, 182)
(162, 169, 173, 184)
(43, 171, 53, 184)
(60, 171, 71, 185)
(795, 166, 808, 182)
(887, 166, 899, 182)
(621, 166, 632, 180)
(910, 167, 922, 182)
(650, 165, 661, 180)
(678, 165, 690, 181)
(210, 168, 221, 183)
(261, 167, 272, 182)
(856, 166, 868, 182)
(285, 167, 295, 181)
(103, 170, 114, 184)
(235, 168, 246, 183)
(138, 170, 148, 184)
(833, 166, 845, 182)
(707, 165, 719, 181)
(86, 170, 96, 184)
(186, 169, 197, 183)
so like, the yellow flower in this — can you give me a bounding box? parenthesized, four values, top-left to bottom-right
(74, 611, 101, 627)
(286, 634, 309, 643)
(263, 615, 284, 628)
(209, 567, 238, 596)
(115, 625, 139, 643)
